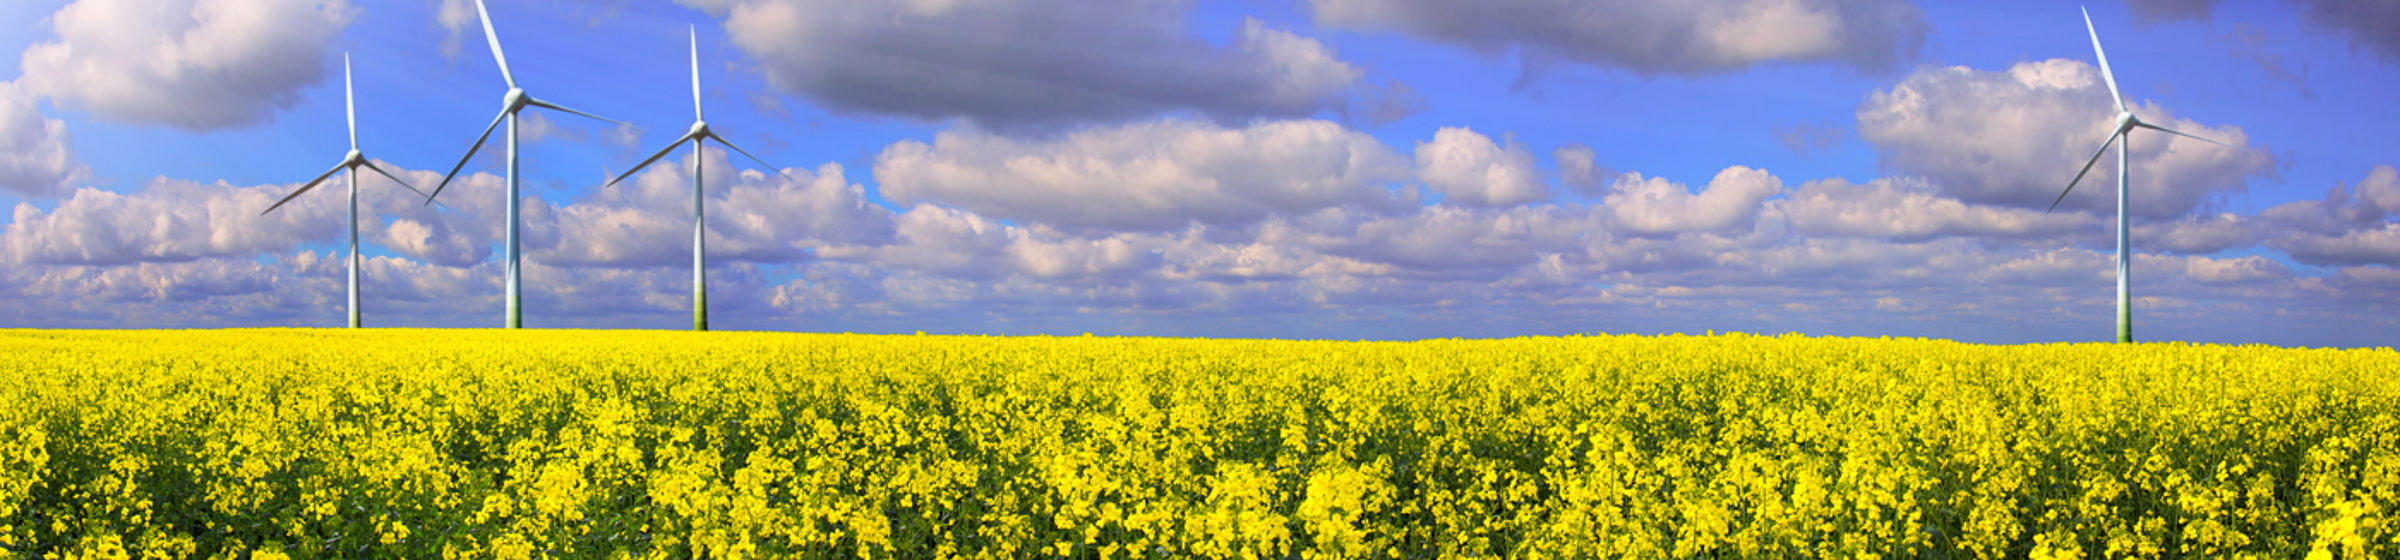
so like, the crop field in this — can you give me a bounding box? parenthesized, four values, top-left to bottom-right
(0, 330, 2395, 559)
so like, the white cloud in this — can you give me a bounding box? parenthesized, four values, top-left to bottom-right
(2279, 223, 2400, 267)
(2181, 254, 2289, 285)
(539, 149, 893, 268)
(2261, 166, 2400, 267)
(873, 118, 1411, 232)
(1306, 0, 1926, 76)
(0, 81, 81, 197)
(435, 0, 471, 60)
(675, 0, 1366, 128)
(1780, 176, 2089, 242)
(17, 0, 356, 131)
(1415, 127, 1545, 206)
(1856, 60, 2274, 218)
(1602, 166, 1783, 236)
(6, 179, 327, 266)
(1, 161, 492, 268)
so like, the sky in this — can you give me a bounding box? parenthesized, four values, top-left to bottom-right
(0, 0, 2395, 347)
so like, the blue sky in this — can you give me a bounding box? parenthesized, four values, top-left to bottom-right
(1, 0, 2396, 347)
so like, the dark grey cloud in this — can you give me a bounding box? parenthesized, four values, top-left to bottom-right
(2295, 0, 2400, 66)
(2123, 0, 2221, 23)
(676, 0, 1367, 129)
(1306, 0, 1928, 77)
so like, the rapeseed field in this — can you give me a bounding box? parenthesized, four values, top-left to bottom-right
(0, 329, 2393, 558)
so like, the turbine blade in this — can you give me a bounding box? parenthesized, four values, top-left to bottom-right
(474, 0, 516, 88)
(2049, 131, 2122, 214)
(691, 25, 704, 121)
(360, 160, 438, 202)
(427, 108, 512, 205)
(345, 53, 357, 151)
(2081, 6, 2126, 112)
(263, 161, 350, 215)
(2134, 122, 2230, 147)
(528, 97, 632, 129)
(710, 133, 803, 184)
(607, 134, 696, 188)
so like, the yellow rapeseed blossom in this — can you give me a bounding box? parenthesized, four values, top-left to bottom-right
(0, 329, 2393, 557)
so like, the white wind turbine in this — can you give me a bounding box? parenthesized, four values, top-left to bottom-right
(425, 0, 632, 329)
(605, 26, 801, 331)
(2046, 6, 2231, 343)
(262, 54, 436, 329)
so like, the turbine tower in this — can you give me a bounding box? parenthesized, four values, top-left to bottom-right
(262, 54, 435, 328)
(2046, 6, 2230, 343)
(606, 26, 800, 331)
(426, 0, 631, 329)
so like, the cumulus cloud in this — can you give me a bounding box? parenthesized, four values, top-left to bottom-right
(2278, 223, 2400, 268)
(1602, 166, 1783, 236)
(1415, 127, 1545, 206)
(0, 81, 82, 197)
(18, 0, 356, 131)
(4, 111, 2390, 345)
(1312, 204, 1599, 280)
(2256, 166, 2400, 267)
(874, 119, 1411, 232)
(540, 149, 893, 268)
(1857, 59, 2274, 219)
(2180, 254, 2288, 285)
(2, 162, 482, 267)
(1306, 0, 1927, 77)
(7, 179, 331, 266)
(2135, 212, 2261, 255)
(1780, 177, 2090, 242)
(674, 0, 1367, 129)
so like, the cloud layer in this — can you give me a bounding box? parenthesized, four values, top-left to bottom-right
(674, 0, 1368, 129)
(1306, 0, 1928, 76)
(4, 116, 2384, 345)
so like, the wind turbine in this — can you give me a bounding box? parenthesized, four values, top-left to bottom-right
(605, 26, 801, 331)
(2046, 6, 2230, 343)
(262, 54, 436, 328)
(426, 0, 632, 329)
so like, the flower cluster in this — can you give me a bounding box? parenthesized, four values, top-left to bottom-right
(0, 329, 2393, 558)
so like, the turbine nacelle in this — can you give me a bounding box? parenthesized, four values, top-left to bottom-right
(503, 88, 529, 112)
(2113, 111, 2138, 134)
(689, 121, 711, 140)
(343, 149, 365, 167)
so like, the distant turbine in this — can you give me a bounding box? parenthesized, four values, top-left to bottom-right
(262, 54, 436, 329)
(426, 0, 632, 329)
(2046, 6, 2231, 343)
(606, 26, 801, 331)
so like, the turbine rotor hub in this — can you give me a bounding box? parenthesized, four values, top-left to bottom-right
(689, 121, 710, 138)
(344, 149, 364, 165)
(503, 88, 528, 110)
(2114, 111, 2137, 132)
